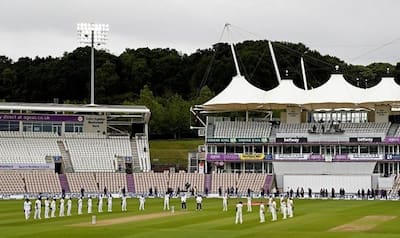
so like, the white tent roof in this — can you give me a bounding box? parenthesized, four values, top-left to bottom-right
(262, 79, 308, 109)
(360, 77, 400, 108)
(304, 74, 366, 109)
(202, 75, 267, 111)
(200, 73, 400, 111)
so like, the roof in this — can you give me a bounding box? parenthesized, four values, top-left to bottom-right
(202, 75, 267, 111)
(199, 73, 400, 111)
(0, 103, 151, 121)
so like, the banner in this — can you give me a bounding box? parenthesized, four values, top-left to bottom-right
(308, 154, 324, 160)
(386, 154, 400, 160)
(236, 138, 267, 143)
(240, 153, 265, 160)
(206, 138, 267, 143)
(0, 113, 84, 122)
(276, 137, 307, 143)
(206, 138, 232, 143)
(384, 137, 400, 144)
(0, 163, 55, 170)
(333, 154, 349, 160)
(349, 137, 381, 143)
(206, 154, 240, 161)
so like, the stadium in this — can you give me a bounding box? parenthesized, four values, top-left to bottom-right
(2, 28, 400, 238)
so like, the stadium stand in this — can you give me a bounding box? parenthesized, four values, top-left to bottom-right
(0, 171, 26, 194)
(169, 171, 205, 194)
(236, 173, 267, 195)
(211, 173, 238, 194)
(213, 121, 271, 138)
(133, 171, 169, 195)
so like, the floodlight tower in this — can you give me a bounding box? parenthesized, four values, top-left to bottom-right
(77, 23, 109, 105)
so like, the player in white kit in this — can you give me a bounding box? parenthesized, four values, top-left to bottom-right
(59, 198, 65, 217)
(271, 200, 277, 221)
(98, 194, 103, 213)
(247, 196, 252, 212)
(139, 195, 145, 211)
(235, 201, 243, 224)
(44, 197, 50, 219)
(50, 198, 56, 218)
(121, 195, 127, 211)
(107, 194, 113, 212)
(222, 193, 228, 211)
(163, 193, 170, 210)
(259, 201, 265, 223)
(77, 197, 83, 215)
(23, 199, 31, 220)
(34, 197, 41, 220)
(87, 196, 93, 214)
(66, 198, 72, 216)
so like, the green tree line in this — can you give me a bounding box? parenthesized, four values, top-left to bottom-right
(0, 40, 399, 138)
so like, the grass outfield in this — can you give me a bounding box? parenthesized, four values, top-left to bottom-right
(1, 198, 400, 238)
(149, 139, 202, 165)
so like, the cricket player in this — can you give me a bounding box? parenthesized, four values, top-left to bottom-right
(23, 199, 31, 220)
(247, 196, 252, 212)
(287, 198, 294, 218)
(259, 201, 265, 223)
(107, 194, 113, 212)
(66, 198, 72, 216)
(139, 195, 145, 211)
(181, 193, 187, 210)
(50, 198, 56, 218)
(87, 196, 93, 214)
(44, 197, 50, 219)
(163, 193, 170, 210)
(222, 193, 228, 211)
(121, 195, 127, 211)
(196, 195, 202, 211)
(98, 194, 103, 213)
(281, 199, 287, 219)
(77, 197, 83, 215)
(59, 198, 65, 217)
(271, 200, 277, 221)
(235, 201, 243, 224)
(34, 197, 41, 220)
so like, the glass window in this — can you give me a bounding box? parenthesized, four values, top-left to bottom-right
(254, 145, 262, 153)
(65, 123, 73, 132)
(43, 123, 52, 132)
(293, 145, 300, 153)
(10, 121, 19, 131)
(302, 145, 310, 153)
(311, 145, 319, 154)
(360, 146, 368, 154)
(235, 146, 243, 153)
(0, 121, 8, 131)
(217, 146, 224, 153)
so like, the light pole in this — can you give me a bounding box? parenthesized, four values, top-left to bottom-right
(77, 23, 109, 105)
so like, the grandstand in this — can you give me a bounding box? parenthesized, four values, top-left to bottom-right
(189, 67, 400, 197)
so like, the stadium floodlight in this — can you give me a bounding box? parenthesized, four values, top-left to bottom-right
(77, 23, 109, 105)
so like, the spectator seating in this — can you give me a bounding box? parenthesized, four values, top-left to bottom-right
(133, 171, 169, 195)
(0, 138, 60, 164)
(0, 171, 25, 194)
(211, 173, 238, 194)
(213, 121, 271, 138)
(169, 171, 204, 194)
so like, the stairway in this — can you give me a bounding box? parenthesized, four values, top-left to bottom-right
(58, 173, 70, 193)
(130, 139, 141, 172)
(57, 140, 74, 173)
(263, 175, 273, 193)
(126, 174, 135, 193)
(387, 123, 399, 136)
(204, 174, 212, 195)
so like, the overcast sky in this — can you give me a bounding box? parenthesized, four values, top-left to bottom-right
(0, 0, 399, 65)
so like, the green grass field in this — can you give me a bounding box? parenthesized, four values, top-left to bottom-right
(149, 139, 202, 165)
(2, 197, 400, 238)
